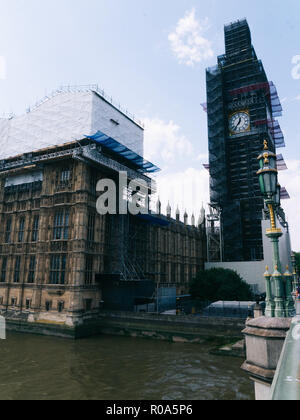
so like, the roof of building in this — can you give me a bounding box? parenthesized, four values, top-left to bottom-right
(0, 86, 144, 160)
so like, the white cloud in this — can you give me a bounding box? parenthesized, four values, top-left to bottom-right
(168, 9, 213, 67)
(196, 153, 209, 162)
(295, 95, 300, 101)
(0, 56, 6, 80)
(143, 118, 193, 163)
(154, 167, 210, 223)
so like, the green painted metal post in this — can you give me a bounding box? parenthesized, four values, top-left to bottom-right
(284, 268, 295, 318)
(268, 233, 282, 274)
(272, 266, 286, 318)
(264, 267, 275, 318)
(266, 227, 286, 318)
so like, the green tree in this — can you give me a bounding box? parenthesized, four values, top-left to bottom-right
(190, 268, 253, 302)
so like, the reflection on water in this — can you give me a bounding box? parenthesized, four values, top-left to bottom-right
(0, 333, 254, 400)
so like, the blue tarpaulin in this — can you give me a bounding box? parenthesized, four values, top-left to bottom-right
(86, 131, 160, 174)
(136, 213, 171, 227)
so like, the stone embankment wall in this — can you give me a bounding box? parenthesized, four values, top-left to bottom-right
(4, 311, 246, 342)
(92, 311, 246, 343)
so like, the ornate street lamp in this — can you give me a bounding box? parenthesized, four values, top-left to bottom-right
(291, 252, 299, 294)
(257, 140, 286, 318)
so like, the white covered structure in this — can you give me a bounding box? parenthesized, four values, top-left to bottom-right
(0, 86, 144, 160)
(205, 219, 293, 294)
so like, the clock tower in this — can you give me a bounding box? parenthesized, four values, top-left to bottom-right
(206, 19, 286, 262)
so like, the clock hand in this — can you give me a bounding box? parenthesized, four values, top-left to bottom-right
(234, 117, 241, 130)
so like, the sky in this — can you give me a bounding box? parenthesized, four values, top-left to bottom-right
(0, 0, 300, 248)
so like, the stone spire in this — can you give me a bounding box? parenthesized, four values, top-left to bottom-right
(191, 214, 196, 227)
(184, 210, 188, 225)
(156, 197, 161, 215)
(198, 203, 206, 227)
(167, 202, 171, 218)
(176, 206, 180, 222)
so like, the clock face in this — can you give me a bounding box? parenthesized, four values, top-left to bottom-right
(229, 111, 250, 134)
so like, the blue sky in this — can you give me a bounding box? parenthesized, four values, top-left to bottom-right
(0, 0, 300, 248)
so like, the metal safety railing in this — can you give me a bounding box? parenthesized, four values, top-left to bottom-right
(25, 85, 145, 129)
(271, 301, 300, 400)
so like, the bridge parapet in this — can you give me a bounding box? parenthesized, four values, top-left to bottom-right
(242, 316, 292, 400)
(0, 316, 5, 340)
(271, 315, 300, 400)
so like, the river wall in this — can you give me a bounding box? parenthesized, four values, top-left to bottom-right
(4, 311, 246, 342)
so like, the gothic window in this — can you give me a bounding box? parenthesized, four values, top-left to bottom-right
(28, 256, 36, 284)
(161, 262, 167, 282)
(50, 255, 67, 285)
(55, 166, 73, 191)
(180, 264, 185, 283)
(163, 232, 167, 254)
(60, 168, 72, 188)
(32, 215, 40, 242)
(61, 169, 71, 183)
(58, 301, 65, 313)
(87, 214, 95, 242)
(171, 263, 176, 282)
(85, 256, 93, 285)
(53, 210, 70, 240)
(0, 257, 7, 283)
(5, 217, 12, 243)
(18, 217, 25, 243)
(14, 256, 21, 283)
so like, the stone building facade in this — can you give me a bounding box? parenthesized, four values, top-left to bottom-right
(0, 140, 206, 328)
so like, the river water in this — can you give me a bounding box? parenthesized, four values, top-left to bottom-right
(0, 333, 254, 400)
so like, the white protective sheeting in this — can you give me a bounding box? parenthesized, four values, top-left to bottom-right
(5, 171, 43, 187)
(0, 90, 144, 160)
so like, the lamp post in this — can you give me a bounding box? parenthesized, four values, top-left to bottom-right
(284, 266, 295, 317)
(257, 140, 286, 318)
(291, 252, 299, 294)
(264, 266, 275, 318)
